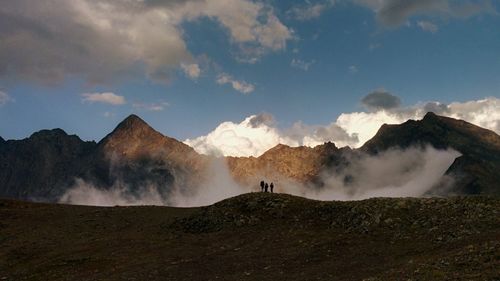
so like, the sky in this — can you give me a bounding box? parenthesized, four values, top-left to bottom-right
(0, 0, 499, 157)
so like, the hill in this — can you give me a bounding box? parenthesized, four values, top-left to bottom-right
(0, 193, 498, 280)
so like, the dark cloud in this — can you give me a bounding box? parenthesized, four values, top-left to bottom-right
(249, 113, 275, 128)
(362, 90, 401, 111)
(286, 121, 359, 147)
(423, 102, 450, 115)
(354, 0, 496, 26)
(377, 0, 447, 26)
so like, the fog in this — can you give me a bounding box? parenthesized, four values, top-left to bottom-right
(59, 179, 166, 207)
(59, 146, 460, 207)
(302, 146, 461, 201)
(59, 158, 247, 207)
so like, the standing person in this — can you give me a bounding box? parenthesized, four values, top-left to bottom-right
(264, 183, 269, 193)
(270, 182, 274, 193)
(260, 180, 265, 192)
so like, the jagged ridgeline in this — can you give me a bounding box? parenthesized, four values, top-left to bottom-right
(0, 112, 499, 202)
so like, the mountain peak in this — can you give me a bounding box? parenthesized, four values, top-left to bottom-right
(115, 114, 149, 131)
(423, 111, 438, 119)
(29, 128, 69, 139)
(107, 114, 159, 138)
(98, 114, 163, 148)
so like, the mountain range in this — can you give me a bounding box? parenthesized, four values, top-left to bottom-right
(0, 112, 499, 203)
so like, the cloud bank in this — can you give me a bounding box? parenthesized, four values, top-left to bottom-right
(185, 97, 500, 157)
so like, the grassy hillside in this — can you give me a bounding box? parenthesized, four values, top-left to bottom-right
(0, 193, 499, 280)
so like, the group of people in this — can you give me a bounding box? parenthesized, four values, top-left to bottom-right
(259, 180, 274, 193)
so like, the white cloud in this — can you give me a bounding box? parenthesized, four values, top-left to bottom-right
(184, 97, 500, 157)
(417, 20, 438, 33)
(288, 1, 337, 21)
(369, 42, 382, 51)
(291, 59, 315, 71)
(184, 114, 298, 157)
(0, 91, 13, 106)
(0, 0, 292, 84)
(216, 73, 255, 94)
(103, 112, 115, 118)
(132, 101, 169, 112)
(349, 65, 358, 73)
(180, 63, 201, 79)
(81, 92, 126, 105)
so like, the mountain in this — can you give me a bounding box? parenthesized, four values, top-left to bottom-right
(0, 115, 209, 201)
(89, 114, 209, 197)
(0, 129, 96, 200)
(226, 142, 351, 187)
(362, 112, 500, 195)
(0, 113, 498, 202)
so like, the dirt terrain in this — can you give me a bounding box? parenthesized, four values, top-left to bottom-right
(1, 193, 499, 280)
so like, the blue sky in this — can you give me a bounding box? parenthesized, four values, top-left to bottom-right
(0, 0, 499, 152)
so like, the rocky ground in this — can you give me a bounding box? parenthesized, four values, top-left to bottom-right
(0, 193, 499, 280)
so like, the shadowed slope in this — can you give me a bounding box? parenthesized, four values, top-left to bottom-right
(0, 129, 96, 199)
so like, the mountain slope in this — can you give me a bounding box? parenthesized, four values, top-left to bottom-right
(88, 114, 209, 197)
(0, 129, 96, 200)
(226, 142, 339, 186)
(362, 112, 500, 194)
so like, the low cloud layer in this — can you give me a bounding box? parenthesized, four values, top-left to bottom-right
(59, 146, 460, 207)
(185, 97, 499, 157)
(60, 159, 246, 207)
(306, 146, 460, 200)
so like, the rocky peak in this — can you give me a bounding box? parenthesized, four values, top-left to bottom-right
(97, 114, 204, 167)
(105, 114, 159, 140)
(29, 128, 69, 140)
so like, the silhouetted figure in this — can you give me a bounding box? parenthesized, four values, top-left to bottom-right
(264, 183, 269, 193)
(260, 180, 265, 192)
(270, 182, 274, 193)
